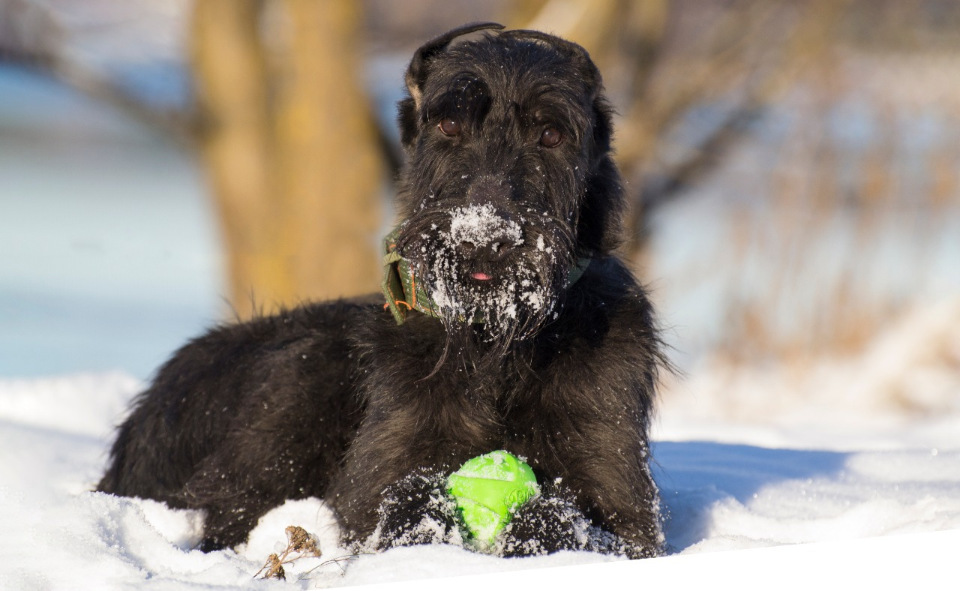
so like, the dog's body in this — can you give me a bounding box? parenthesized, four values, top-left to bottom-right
(99, 23, 665, 558)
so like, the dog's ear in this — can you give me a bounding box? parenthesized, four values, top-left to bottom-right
(404, 22, 505, 109)
(399, 22, 505, 149)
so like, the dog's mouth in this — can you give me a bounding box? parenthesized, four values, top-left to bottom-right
(469, 271, 494, 282)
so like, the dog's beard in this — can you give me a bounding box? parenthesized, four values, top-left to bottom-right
(429, 252, 554, 340)
(398, 203, 575, 359)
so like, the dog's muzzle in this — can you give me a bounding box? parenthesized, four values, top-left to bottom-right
(381, 226, 593, 326)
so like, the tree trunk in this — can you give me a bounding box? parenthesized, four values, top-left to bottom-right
(191, 0, 383, 319)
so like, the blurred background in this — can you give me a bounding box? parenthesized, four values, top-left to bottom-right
(1, 0, 958, 435)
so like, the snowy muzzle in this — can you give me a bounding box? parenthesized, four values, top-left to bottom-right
(383, 203, 588, 340)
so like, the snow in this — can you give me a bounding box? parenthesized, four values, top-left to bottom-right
(447, 203, 523, 252)
(1, 366, 958, 590)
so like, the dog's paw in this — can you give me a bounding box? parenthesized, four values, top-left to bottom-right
(366, 470, 463, 552)
(496, 493, 593, 556)
(497, 491, 651, 558)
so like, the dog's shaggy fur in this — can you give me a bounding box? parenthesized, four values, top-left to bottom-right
(98, 23, 665, 558)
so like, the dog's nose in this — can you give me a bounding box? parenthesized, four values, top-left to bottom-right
(489, 240, 515, 260)
(459, 239, 514, 261)
(459, 240, 478, 258)
(449, 202, 523, 263)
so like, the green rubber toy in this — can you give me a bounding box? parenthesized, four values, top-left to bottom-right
(446, 450, 540, 549)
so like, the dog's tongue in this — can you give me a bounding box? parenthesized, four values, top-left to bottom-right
(470, 272, 493, 281)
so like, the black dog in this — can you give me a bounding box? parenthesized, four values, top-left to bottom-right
(98, 22, 665, 559)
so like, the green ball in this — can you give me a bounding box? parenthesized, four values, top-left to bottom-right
(446, 451, 539, 549)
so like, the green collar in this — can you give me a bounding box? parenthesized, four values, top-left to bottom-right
(381, 228, 593, 325)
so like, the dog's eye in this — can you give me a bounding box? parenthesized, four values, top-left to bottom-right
(438, 118, 462, 137)
(539, 126, 563, 148)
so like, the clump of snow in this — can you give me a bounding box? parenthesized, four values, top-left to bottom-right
(447, 204, 522, 253)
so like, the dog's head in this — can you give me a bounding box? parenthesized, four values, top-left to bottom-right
(390, 23, 624, 342)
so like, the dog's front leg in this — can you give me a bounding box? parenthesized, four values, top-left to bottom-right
(504, 425, 663, 558)
(569, 442, 664, 558)
(326, 388, 499, 551)
(504, 359, 664, 558)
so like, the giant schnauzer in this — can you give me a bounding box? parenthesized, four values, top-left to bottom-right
(98, 22, 665, 559)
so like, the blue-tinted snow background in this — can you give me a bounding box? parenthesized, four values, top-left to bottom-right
(0, 64, 222, 378)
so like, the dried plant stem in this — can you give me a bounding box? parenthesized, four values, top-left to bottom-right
(254, 525, 323, 581)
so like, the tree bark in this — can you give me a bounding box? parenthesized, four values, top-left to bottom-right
(191, 0, 383, 319)
(276, 0, 383, 308)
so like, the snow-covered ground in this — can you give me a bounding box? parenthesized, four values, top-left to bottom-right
(1, 368, 959, 590)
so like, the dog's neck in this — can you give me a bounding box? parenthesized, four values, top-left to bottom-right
(381, 228, 592, 325)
